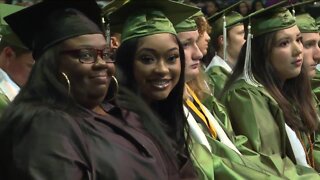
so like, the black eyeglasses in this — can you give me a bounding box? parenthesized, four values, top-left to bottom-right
(60, 48, 115, 64)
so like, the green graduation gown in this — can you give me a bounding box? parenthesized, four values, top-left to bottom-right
(185, 86, 319, 179)
(312, 68, 320, 172)
(312, 69, 320, 104)
(205, 55, 232, 99)
(0, 93, 9, 116)
(311, 93, 320, 172)
(220, 79, 320, 179)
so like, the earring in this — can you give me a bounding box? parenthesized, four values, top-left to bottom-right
(61, 72, 71, 96)
(105, 75, 119, 102)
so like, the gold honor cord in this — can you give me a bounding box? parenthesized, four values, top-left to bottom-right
(185, 85, 217, 138)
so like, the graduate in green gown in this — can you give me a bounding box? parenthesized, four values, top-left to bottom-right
(221, 1, 320, 177)
(205, 1, 245, 99)
(296, 12, 320, 172)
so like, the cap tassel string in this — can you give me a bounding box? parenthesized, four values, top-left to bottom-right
(244, 23, 259, 87)
(223, 15, 228, 62)
(102, 16, 111, 50)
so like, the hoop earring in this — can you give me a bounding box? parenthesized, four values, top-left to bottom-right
(106, 75, 119, 101)
(61, 72, 71, 96)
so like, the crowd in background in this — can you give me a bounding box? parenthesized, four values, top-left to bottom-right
(1, 0, 315, 18)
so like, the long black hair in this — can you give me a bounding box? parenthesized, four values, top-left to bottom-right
(222, 31, 319, 132)
(115, 34, 191, 161)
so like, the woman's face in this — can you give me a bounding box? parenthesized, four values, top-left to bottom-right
(239, 2, 248, 16)
(59, 34, 115, 108)
(133, 33, 181, 102)
(206, 2, 218, 16)
(301, 32, 320, 78)
(178, 30, 203, 82)
(227, 24, 245, 61)
(270, 25, 303, 81)
(255, 2, 263, 11)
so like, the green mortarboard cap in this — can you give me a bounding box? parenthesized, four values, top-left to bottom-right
(174, 10, 199, 33)
(5, 0, 103, 59)
(227, 0, 294, 37)
(0, 4, 26, 48)
(207, 1, 244, 38)
(210, 11, 243, 39)
(252, 7, 295, 37)
(108, 0, 200, 43)
(290, 0, 318, 33)
(102, 0, 130, 17)
(192, 10, 204, 19)
(296, 13, 318, 33)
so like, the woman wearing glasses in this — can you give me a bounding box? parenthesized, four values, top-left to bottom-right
(0, 0, 190, 179)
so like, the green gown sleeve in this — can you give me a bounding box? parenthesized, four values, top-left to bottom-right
(10, 110, 90, 180)
(314, 129, 320, 172)
(206, 66, 230, 99)
(189, 130, 285, 180)
(0, 93, 10, 116)
(312, 69, 320, 101)
(313, 93, 320, 172)
(202, 94, 244, 144)
(221, 80, 320, 179)
(221, 83, 285, 154)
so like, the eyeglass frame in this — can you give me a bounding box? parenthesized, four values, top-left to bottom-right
(60, 48, 116, 64)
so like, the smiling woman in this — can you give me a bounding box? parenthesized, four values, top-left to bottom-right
(133, 33, 181, 102)
(110, 0, 199, 178)
(58, 34, 114, 109)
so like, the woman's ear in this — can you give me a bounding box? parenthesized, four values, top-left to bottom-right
(111, 36, 120, 50)
(217, 35, 224, 46)
(2, 47, 16, 66)
(3, 47, 16, 59)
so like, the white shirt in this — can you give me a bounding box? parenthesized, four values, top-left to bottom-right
(205, 55, 232, 73)
(0, 68, 20, 101)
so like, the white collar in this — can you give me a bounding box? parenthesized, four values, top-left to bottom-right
(205, 55, 233, 73)
(0, 68, 20, 101)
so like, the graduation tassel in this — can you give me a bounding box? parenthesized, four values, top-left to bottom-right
(223, 15, 227, 62)
(0, 26, 2, 42)
(243, 21, 259, 87)
(291, 2, 296, 20)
